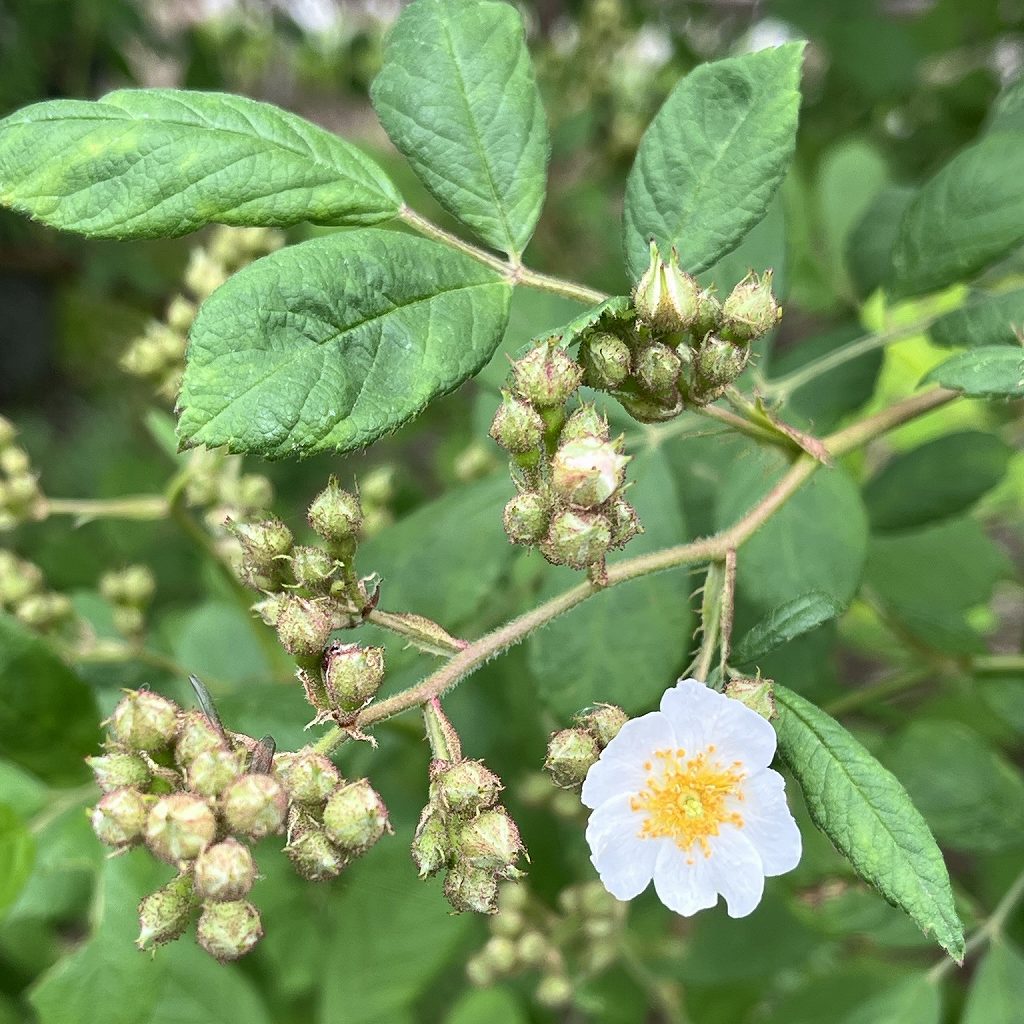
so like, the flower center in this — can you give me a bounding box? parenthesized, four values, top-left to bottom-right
(629, 746, 745, 859)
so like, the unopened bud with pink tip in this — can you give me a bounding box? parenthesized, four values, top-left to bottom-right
(323, 642, 385, 714)
(197, 900, 263, 962)
(194, 838, 256, 902)
(510, 341, 583, 408)
(91, 787, 154, 848)
(110, 690, 179, 752)
(551, 437, 629, 509)
(272, 748, 341, 807)
(541, 510, 611, 570)
(145, 793, 217, 863)
(220, 774, 287, 840)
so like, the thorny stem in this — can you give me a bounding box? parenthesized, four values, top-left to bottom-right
(315, 387, 960, 754)
(399, 206, 608, 305)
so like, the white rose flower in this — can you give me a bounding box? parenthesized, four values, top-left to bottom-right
(581, 678, 801, 918)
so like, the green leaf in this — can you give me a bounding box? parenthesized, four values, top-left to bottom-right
(371, 0, 548, 256)
(988, 74, 1024, 134)
(0, 89, 400, 238)
(928, 289, 1024, 348)
(0, 804, 34, 920)
(892, 132, 1024, 295)
(0, 615, 99, 785)
(319, 842, 472, 1024)
(178, 229, 512, 457)
(715, 449, 868, 611)
(845, 185, 916, 299)
(731, 592, 844, 666)
(882, 721, 1024, 853)
(922, 344, 1024, 398)
(841, 975, 940, 1024)
(962, 941, 1024, 1024)
(529, 448, 690, 716)
(864, 431, 1011, 531)
(445, 988, 527, 1024)
(622, 43, 804, 281)
(774, 685, 964, 960)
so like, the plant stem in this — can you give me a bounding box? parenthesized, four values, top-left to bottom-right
(399, 205, 608, 305)
(695, 404, 790, 449)
(315, 388, 958, 753)
(43, 495, 169, 522)
(824, 667, 932, 715)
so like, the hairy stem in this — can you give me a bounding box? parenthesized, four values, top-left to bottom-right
(316, 388, 959, 753)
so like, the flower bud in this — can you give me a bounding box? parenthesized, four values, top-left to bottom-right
(15, 592, 72, 630)
(221, 774, 287, 840)
(488, 392, 545, 453)
(606, 497, 642, 549)
(110, 690, 179, 752)
(510, 341, 583, 408)
(100, 565, 156, 607)
(136, 873, 197, 951)
(145, 793, 217, 863)
(615, 386, 684, 424)
(232, 517, 294, 581)
(560, 405, 610, 444)
(87, 752, 152, 793)
(197, 900, 263, 962)
(517, 930, 549, 966)
(0, 447, 30, 476)
(184, 248, 228, 299)
(91, 787, 153, 848)
(174, 710, 226, 766)
(545, 728, 600, 789)
(692, 335, 750, 393)
(272, 749, 341, 806)
(633, 241, 701, 333)
(251, 592, 289, 628)
(308, 478, 363, 543)
(0, 416, 17, 449)
(693, 287, 723, 339)
(444, 864, 499, 914)
(502, 492, 551, 546)
(725, 675, 776, 720)
(411, 805, 451, 879)
(580, 332, 632, 390)
(576, 704, 629, 748)
(480, 935, 518, 974)
(323, 779, 390, 855)
(721, 270, 781, 341)
(166, 295, 197, 333)
(456, 808, 525, 872)
(235, 473, 274, 511)
(195, 838, 256, 902)
(113, 605, 145, 636)
(432, 759, 503, 816)
(188, 746, 245, 798)
(541, 510, 611, 570)
(323, 643, 385, 714)
(275, 596, 333, 657)
(0, 555, 42, 605)
(289, 545, 337, 592)
(635, 342, 682, 395)
(2, 474, 40, 514)
(466, 955, 495, 987)
(535, 974, 573, 1009)
(286, 815, 347, 881)
(551, 437, 629, 509)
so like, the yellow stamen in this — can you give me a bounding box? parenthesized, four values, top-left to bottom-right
(629, 747, 745, 858)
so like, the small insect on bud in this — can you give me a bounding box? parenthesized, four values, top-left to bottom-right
(721, 270, 781, 342)
(91, 787, 153, 848)
(288, 545, 337, 592)
(137, 873, 198, 951)
(691, 335, 750, 397)
(285, 817, 348, 881)
(232, 517, 294, 582)
(411, 805, 452, 879)
(221, 774, 287, 840)
(197, 900, 263, 962)
(275, 596, 334, 657)
(110, 690, 179, 753)
(488, 391, 546, 454)
(323, 643, 385, 714)
(87, 752, 152, 793)
(724, 675, 776, 720)
(510, 340, 584, 409)
(560, 404, 610, 444)
(633, 241, 702, 333)
(444, 864, 499, 915)
(188, 746, 245, 798)
(545, 729, 601, 789)
(272, 748, 341, 807)
(502, 492, 551, 546)
(605, 497, 642, 550)
(174, 710, 226, 767)
(576, 704, 629, 748)
(194, 838, 256, 902)
(456, 808, 525, 873)
(541, 510, 612, 570)
(635, 342, 683, 396)
(432, 759, 503, 816)
(308, 477, 363, 543)
(145, 793, 217, 864)
(322, 779, 390, 856)
(551, 436, 629, 509)
(580, 332, 632, 390)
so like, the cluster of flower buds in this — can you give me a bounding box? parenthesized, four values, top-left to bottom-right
(0, 417, 44, 531)
(88, 687, 389, 960)
(489, 343, 642, 578)
(575, 242, 780, 420)
(465, 879, 625, 1010)
(411, 754, 527, 915)
(0, 549, 74, 634)
(183, 447, 275, 542)
(544, 703, 628, 790)
(356, 464, 397, 538)
(99, 564, 156, 638)
(121, 226, 284, 400)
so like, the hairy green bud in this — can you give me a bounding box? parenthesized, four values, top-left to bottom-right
(489, 392, 546, 453)
(285, 817, 347, 881)
(233, 517, 294, 582)
(517, 930, 549, 966)
(635, 342, 682, 395)
(502, 492, 551, 546)
(275, 596, 334, 657)
(195, 838, 256, 902)
(308, 477, 363, 543)
(541, 509, 611, 570)
(444, 864, 499, 914)
(323, 779, 390, 855)
(545, 728, 600, 789)
(606, 497, 642, 549)
(221, 774, 287, 840)
(551, 436, 629, 509)
(87, 752, 152, 793)
(721, 270, 781, 341)
(145, 793, 217, 864)
(197, 900, 263, 962)
(560, 404, 610, 444)
(616, 385, 684, 424)
(480, 935, 518, 974)
(580, 332, 632, 390)
(693, 287, 723, 339)
(0, 447, 30, 476)
(188, 746, 245, 798)
(323, 642, 385, 714)
(272, 749, 341, 807)
(289, 545, 337, 592)
(633, 241, 701, 333)
(576, 704, 629, 748)
(432, 759, 503, 816)
(510, 341, 583, 408)
(110, 690, 179, 752)
(136, 873, 197, 951)
(174, 710, 226, 767)
(91, 787, 153, 848)
(691, 334, 750, 400)
(411, 805, 451, 879)
(456, 808, 525, 872)
(725, 675, 776, 720)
